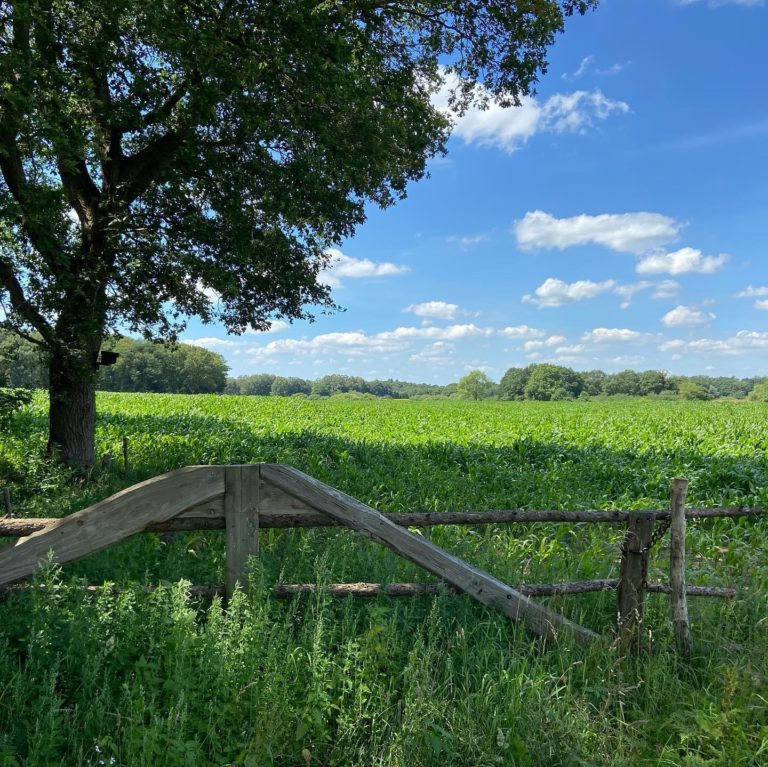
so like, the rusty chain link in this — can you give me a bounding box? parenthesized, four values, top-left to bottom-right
(640, 515, 672, 589)
(619, 514, 672, 590)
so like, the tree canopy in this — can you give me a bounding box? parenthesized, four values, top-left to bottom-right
(457, 369, 496, 400)
(0, 0, 597, 465)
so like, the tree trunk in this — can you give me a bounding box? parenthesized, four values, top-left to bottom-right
(47, 345, 99, 469)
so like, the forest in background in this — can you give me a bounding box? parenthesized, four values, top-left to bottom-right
(1, 330, 766, 401)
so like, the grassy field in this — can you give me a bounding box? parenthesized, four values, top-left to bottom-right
(1, 395, 767, 766)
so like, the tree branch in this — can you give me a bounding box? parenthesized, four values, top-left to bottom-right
(119, 130, 186, 203)
(0, 258, 57, 347)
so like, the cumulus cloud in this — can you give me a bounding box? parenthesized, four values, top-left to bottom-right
(581, 327, 647, 343)
(409, 341, 456, 364)
(669, 331, 768, 356)
(522, 335, 567, 351)
(661, 305, 716, 327)
(242, 323, 494, 365)
(652, 280, 680, 299)
(433, 72, 629, 154)
(515, 210, 681, 254)
(554, 343, 587, 355)
(755, 300, 768, 310)
(244, 319, 289, 335)
(404, 301, 460, 320)
(613, 281, 653, 308)
(735, 285, 768, 298)
(522, 277, 615, 308)
(320, 248, 410, 289)
(498, 325, 546, 339)
(378, 324, 493, 341)
(186, 337, 240, 349)
(636, 247, 727, 275)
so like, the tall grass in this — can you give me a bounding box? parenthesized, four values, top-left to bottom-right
(0, 396, 767, 765)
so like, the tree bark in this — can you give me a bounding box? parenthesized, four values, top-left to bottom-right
(47, 344, 100, 469)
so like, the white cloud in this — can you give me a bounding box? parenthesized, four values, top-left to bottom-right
(684, 331, 768, 356)
(378, 324, 493, 341)
(244, 319, 289, 335)
(755, 300, 768, 310)
(596, 62, 631, 76)
(652, 280, 680, 299)
(636, 246, 727, 275)
(522, 277, 615, 308)
(186, 337, 240, 349)
(404, 301, 460, 320)
(498, 325, 546, 339)
(554, 344, 587, 355)
(582, 327, 647, 343)
(659, 330, 768, 359)
(661, 305, 716, 327)
(196, 281, 221, 304)
(242, 323, 494, 365)
(562, 55, 596, 80)
(735, 285, 768, 298)
(613, 281, 653, 308)
(562, 56, 630, 80)
(610, 355, 645, 366)
(321, 248, 410, 289)
(515, 210, 681, 254)
(433, 72, 629, 154)
(446, 233, 489, 247)
(610, 280, 679, 307)
(409, 341, 456, 364)
(522, 335, 567, 351)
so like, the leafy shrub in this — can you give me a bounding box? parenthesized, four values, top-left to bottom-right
(0, 387, 33, 426)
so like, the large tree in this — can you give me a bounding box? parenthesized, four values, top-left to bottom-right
(0, 0, 596, 466)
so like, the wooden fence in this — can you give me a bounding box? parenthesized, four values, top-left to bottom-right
(0, 464, 762, 653)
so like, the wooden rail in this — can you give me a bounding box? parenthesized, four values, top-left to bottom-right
(0, 505, 760, 537)
(0, 464, 761, 651)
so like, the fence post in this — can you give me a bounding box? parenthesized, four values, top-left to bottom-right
(617, 511, 655, 652)
(224, 464, 260, 600)
(2, 488, 11, 517)
(669, 478, 692, 656)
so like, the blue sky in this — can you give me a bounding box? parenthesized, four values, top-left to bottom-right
(183, 0, 768, 383)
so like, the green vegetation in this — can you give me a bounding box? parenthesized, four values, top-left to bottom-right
(0, 332, 229, 395)
(0, 0, 595, 467)
(456, 370, 496, 400)
(1, 394, 767, 765)
(5, 330, 765, 402)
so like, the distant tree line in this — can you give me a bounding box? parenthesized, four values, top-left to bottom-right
(0, 332, 228, 394)
(2, 330, 766, 401)
(494, 365, 766, 402)
(224, 373, 458, 399)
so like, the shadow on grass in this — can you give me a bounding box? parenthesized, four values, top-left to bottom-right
(2, 404, 766, 641)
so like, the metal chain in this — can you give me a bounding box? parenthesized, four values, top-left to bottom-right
(640, 516, 672, 588)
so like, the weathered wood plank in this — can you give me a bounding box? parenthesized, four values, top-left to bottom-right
(670, 478, 693, 656)
(261, 464, 600, 645)
(0, 466, 225, 587)
(617, 511, 655, 651)
(1, 505, 762, 538)
(260, 478, 318, 515)
(224, 465, 260, 598)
